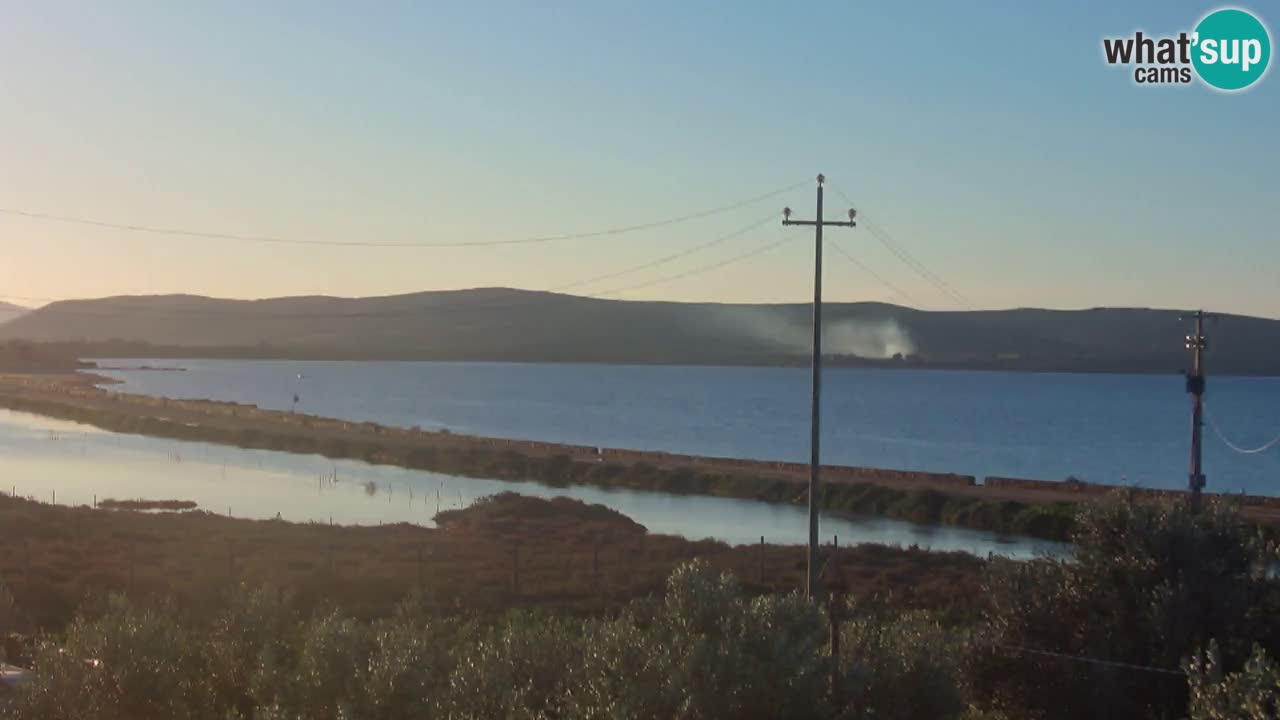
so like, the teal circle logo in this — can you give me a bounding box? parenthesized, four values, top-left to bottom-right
(1192, 8, 1271, 91)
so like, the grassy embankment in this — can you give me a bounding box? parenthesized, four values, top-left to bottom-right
(0, 492, 984, 632)
(0, 379, 1080, 542)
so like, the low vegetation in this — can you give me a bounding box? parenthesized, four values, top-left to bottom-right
(0, 342, 92, 374)
(2, 491, 1279, 718)
(0, 387, 1081, 542)
(0, 491, 984, 632)
(96, 498, 199, 511)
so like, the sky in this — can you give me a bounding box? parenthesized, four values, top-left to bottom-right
(0, 1, 1277, 316)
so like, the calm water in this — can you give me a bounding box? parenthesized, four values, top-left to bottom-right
(96, 360, 1280, 495)
(0, 409, 1059, 558)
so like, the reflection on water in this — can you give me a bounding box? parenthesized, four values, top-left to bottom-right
(0, 409, 1065, 559)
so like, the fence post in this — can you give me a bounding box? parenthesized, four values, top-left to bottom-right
(830, 596, 843, 711)
(759, 535, 765, 584)
(512, 543, 519, 596)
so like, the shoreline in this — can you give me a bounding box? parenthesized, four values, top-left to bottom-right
(1, 372, 1276, 542)
(83, 352, 1280, 377)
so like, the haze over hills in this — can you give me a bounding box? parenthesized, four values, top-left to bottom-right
(0, 301, 28, 325)
(1, 288, 1278, 374)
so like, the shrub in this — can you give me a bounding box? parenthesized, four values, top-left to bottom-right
(1186, 641, 1280, 720)
(837, 607, 970, 720)
(255, 609, 374, 718)
(974, 492, 1280, 719)
(562, 560, 830, 719)
(443, 612, 581, 718)
(13, 596, 219, 720)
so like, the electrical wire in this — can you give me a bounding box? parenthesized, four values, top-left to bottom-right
(0, 217, 789, 319)
(547, 212, 779, 293)
(975, 636, 1186, 677)
(596, 226, 797, 297)
(828, 183, 974, 309)
(826, 238, 917, 306)
(862, 218, 974, 309)
(1204, 402, 1280, 455)
(0, 179, 807, 249)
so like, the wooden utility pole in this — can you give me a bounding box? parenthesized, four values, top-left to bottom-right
(783, 174, 856, 599)
(1183, 310, 1210, 512)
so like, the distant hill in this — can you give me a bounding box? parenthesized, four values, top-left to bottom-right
(1, 288, 1277, 374)
(0, 301, 27, 325)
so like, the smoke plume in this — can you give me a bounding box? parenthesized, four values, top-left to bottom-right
(720, 308, 916, 359)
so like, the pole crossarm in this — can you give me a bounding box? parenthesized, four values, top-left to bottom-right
(783, 219, 857, 228)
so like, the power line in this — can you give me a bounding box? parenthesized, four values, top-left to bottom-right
(547, 213, 778, 293)
(863, 217, 973, 309)
(828, 184, 974, 309)
(0, 219, 790, 320)
(1204, 402, 1280, 455)
(918, 612, 1188, 676)
(859, 214, 972, 308)
(0, 179, 808, 249)
(827, 239, 916, 306)
(596, 226, 798, 297)
(977, 637, 1186, 677)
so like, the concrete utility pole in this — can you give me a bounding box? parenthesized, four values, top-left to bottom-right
(1183, 310, 1210, 512)
(783, 174, 856, 600)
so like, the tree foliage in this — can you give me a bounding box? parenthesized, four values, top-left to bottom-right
(1186, 641, 1280, 720)
(6, 493, 1280, 719)
(975, 493, 1280, 719)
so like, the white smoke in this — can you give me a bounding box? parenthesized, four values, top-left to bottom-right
(822, 319, 916, 358)
(719, 308, 916, 360)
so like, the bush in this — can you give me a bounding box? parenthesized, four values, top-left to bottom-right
(443, 612, 581, 718)
(562, 559, 830, 720)
(0, 581, 17, 643)
(206, 584, 299, 716)
(536, 454, 577, 487)
(255, 609, 373, 717)
(1186, 641, 1280, 720)
(13, 596, 219, 720)
(837, 608, 970, 720)
(974, 492, 1280, 719)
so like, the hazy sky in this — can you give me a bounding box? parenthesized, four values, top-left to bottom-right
(1, 1, 1277, 316)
